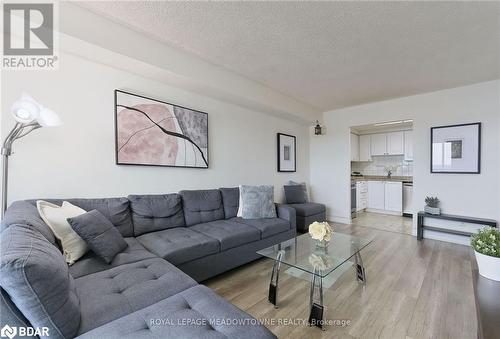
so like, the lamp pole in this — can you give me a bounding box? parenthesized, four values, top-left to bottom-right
(1, 122, 41, 219)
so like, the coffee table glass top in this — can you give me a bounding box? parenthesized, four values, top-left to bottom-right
(257, 232, 372, 278)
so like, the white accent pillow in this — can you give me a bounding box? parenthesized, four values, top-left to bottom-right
(37, 200, 88, 265)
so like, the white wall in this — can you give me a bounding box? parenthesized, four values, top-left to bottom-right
(310, 80, 500, 230)
(1, 49, 309, 204)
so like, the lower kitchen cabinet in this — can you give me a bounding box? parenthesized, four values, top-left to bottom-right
(367, 181, 385, 210)
(384, 181, 403, 212)
(367, 180, 403, 214)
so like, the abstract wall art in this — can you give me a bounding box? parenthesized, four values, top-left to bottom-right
(431, 122, 480, 174)
(277, 133, 296, 172)
(115, 90, 208, 168)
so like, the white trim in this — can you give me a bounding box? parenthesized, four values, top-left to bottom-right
(365, 208, 402, 216)
(327, 214, 351, 224)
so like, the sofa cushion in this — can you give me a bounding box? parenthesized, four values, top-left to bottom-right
(219, 187, 239, 219)
(180, 190, 224, 226)
(231, 217, 290, 239)
(0, 225, 81, 339)
(29, 198, 134, 237)
(284, 184, 308, 204)
(68, 210, 129, 264)
(238, 185, 276, 219)
(128, 194, 185, 236)
(69, 238, 157, 278)
(288, 203, 326, 217)
(136, 228, 220, 266)
(75, 285, 276, 339)
(1, 200, 57, 245)
(75, 258, 197, 335)
(189, 220, 260, 251)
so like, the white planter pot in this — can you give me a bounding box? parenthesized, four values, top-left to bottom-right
(475, 250, 500, 281)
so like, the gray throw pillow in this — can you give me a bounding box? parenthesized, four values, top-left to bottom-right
(286, 181, 309, 202)
(67, 210, 128, 264)
(239, 185, 276, 219)
(284, 185, 307, 204)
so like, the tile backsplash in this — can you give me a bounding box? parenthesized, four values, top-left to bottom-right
(351, 155, 413, 176)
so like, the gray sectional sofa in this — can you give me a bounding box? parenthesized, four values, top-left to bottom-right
(0, 188, 296, 338)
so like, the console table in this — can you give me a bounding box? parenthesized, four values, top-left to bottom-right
(417, 212, 497, 240)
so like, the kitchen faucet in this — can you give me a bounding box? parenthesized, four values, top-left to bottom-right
(387, 169, 392, 178)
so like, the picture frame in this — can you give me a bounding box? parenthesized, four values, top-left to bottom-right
(430, 122, 481, 174)
(277, 133, 296, 172)
(115, 90, 209, 169)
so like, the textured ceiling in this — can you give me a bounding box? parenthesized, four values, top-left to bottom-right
(77, 1, 500, 111)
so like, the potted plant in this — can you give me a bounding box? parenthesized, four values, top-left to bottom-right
(471, 227, 500, 281)
(424, 196, 440, 215)
(309, 221, 333, 248)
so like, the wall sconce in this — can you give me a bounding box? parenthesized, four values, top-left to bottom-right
(314, 120, 323, 135)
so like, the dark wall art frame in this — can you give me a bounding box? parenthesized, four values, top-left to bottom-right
(430, 122, 481, 174)
(277, 133, 297, 172)
(114, 90, 209, 169)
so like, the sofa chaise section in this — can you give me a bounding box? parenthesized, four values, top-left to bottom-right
(75, 258, 197, 334)
(76, 285, 275, 339)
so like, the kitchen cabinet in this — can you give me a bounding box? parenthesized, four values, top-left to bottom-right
(350, 133, 359, 161)
(384, 181, 403, 212)
(367, 180, 403, 214)
(370, 132, 404, 156)
(367, 181, 385, 210)
(404, 130, 413, 161)
(370, 133, 387, 156)
(387, 132, 404, 155)
(359, 135, 372, 161)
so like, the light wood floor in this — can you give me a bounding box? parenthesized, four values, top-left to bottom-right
(205, 223, 476, 339)
(352, 212, 413, 235)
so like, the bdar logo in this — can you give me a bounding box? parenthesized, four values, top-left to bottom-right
(0, 325, 17, 339)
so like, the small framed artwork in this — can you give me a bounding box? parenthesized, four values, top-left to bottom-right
(430, 122, 481, 174)
(277, 133, 296, 172)
(115, 90, 209, 168)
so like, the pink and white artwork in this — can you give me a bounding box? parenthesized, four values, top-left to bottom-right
(115, 90, 208, 168)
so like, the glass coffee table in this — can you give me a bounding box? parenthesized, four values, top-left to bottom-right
(257, 232, 372, 329)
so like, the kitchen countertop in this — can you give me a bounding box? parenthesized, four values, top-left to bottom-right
(351, 175, 413, 183)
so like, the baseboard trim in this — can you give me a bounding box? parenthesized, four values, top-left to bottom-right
(327, 214, 351, 224)
(366, 208, 402, 216)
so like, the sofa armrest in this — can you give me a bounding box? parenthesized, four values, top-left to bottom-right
(276, 204, 296, 231)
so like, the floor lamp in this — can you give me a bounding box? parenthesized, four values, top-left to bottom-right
(1, 94, 62, 219)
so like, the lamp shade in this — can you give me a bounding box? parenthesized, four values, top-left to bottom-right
(38, 107, 62, 127)
(11, 94, 39, 123)
(11, 93, 62, 126)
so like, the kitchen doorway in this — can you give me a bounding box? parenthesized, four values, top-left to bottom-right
(350, 120, 414, 235)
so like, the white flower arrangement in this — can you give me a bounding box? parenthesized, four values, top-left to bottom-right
(309, 221, 333, 242)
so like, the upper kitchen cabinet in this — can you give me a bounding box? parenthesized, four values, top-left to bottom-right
(404, 130, 413, 161)
(359, 135, 372, 161)
(387, 131, 404, 155)
(370, 132, 404, 156)
(370, 133, 387, 156)
(350, 133, 359, 161)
